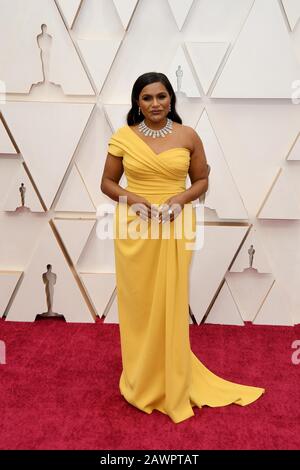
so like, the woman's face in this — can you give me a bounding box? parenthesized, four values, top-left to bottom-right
(137, 82, 171, 122)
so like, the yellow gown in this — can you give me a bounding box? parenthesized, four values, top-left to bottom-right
(108, 125, 265, 424)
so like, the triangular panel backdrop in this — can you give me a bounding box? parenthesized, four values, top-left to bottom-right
(0, 0, 299, 325)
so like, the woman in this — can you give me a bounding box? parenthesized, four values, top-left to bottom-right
(101, 72, 265, 424)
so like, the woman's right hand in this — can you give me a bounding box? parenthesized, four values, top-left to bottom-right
(126, 193, 159, 222)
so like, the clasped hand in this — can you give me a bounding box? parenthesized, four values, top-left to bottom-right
(128, 194, 185, 223)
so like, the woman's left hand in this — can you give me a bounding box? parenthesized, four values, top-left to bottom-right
(158, 194, 185, 224)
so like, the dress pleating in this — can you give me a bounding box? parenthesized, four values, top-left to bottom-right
(107, 125, 265, 424)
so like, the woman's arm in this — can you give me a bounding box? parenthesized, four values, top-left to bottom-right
(100, 153, 135, 204)
(100, 154, 158, 220)
(181, 127, 209, 204)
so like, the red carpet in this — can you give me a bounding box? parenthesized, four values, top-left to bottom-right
(0, 317, 299, 450)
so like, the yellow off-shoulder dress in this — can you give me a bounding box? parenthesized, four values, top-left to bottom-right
(107, 125, 265, 424)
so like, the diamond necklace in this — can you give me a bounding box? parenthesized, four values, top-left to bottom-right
(138, 118, 173, 138)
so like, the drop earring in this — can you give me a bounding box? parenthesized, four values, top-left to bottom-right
(138, 106, 141, 115)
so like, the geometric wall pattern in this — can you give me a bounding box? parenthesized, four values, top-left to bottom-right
(211, 0, 300, 98)
(1, 0, 300, 326)
(281, 0, 300, 31)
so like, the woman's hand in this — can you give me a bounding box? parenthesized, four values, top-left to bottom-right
(126, 193, 159, 222)
(158, 194, 185, 224)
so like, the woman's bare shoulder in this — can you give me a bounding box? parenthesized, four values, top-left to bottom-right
(173, 123, 199, 150)
(174, 122, 195, 135)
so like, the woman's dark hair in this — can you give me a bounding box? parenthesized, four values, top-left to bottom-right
(126, 72, 182, 125)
